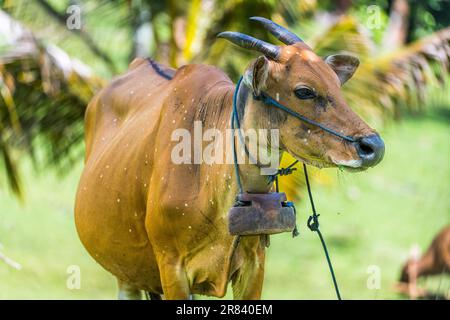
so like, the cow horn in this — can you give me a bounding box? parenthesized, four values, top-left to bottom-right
(250, 16, 303, 45)
(217, 31, 280, 61)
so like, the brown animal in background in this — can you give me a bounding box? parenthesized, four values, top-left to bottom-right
(397, 226, 450, 299)
(75, 18, 385, 299)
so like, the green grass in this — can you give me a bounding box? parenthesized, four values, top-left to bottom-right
(264, 110, 450, 299)
(0, 161, 116, 299)
(0, 110, 449, 299)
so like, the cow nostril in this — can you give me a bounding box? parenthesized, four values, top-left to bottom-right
(359, 140, 375, 156)
(355, 134, 385, 167)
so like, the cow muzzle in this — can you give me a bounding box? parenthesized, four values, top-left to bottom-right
(354, 134, 385, 168)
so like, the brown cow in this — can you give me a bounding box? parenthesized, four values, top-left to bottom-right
(75, 18, 385, 299)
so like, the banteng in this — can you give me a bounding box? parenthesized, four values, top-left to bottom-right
(75, 17, 385, 299)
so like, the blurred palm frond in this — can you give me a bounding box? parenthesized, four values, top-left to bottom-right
(303, 16, 450, 126)
(0, 10, 103, 197)
(345, 25, 450, 124)
(311, 16, 375, 57)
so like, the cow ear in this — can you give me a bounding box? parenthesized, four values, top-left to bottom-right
(244, 56, 269, 96)
(325, 54, 360, 85)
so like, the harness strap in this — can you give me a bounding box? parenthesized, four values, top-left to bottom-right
(231, 77, 244, 194)
(147, 58, 173, 80)
(254, 91, 356, 143)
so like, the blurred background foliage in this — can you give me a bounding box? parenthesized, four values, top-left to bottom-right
(0, 0, 448, 299)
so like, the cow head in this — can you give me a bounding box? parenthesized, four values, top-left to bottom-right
(218, 17, 384, 171)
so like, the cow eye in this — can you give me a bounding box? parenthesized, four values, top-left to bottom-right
(294, 86, 316, 100)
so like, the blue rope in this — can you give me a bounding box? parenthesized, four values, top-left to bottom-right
(230, 77, 244, 194)
(147, 58, 173, 80)
(303, 163, 342, 300)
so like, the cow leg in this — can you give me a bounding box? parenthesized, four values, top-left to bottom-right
(231, 260, 265, 300)
(158, 256, 191, 300)
(117, 278, 142, 300)
(145, 291, 162, 300)
(231, 237, 266, 300)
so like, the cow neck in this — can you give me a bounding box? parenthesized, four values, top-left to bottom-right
(230, 78, 282, 194)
